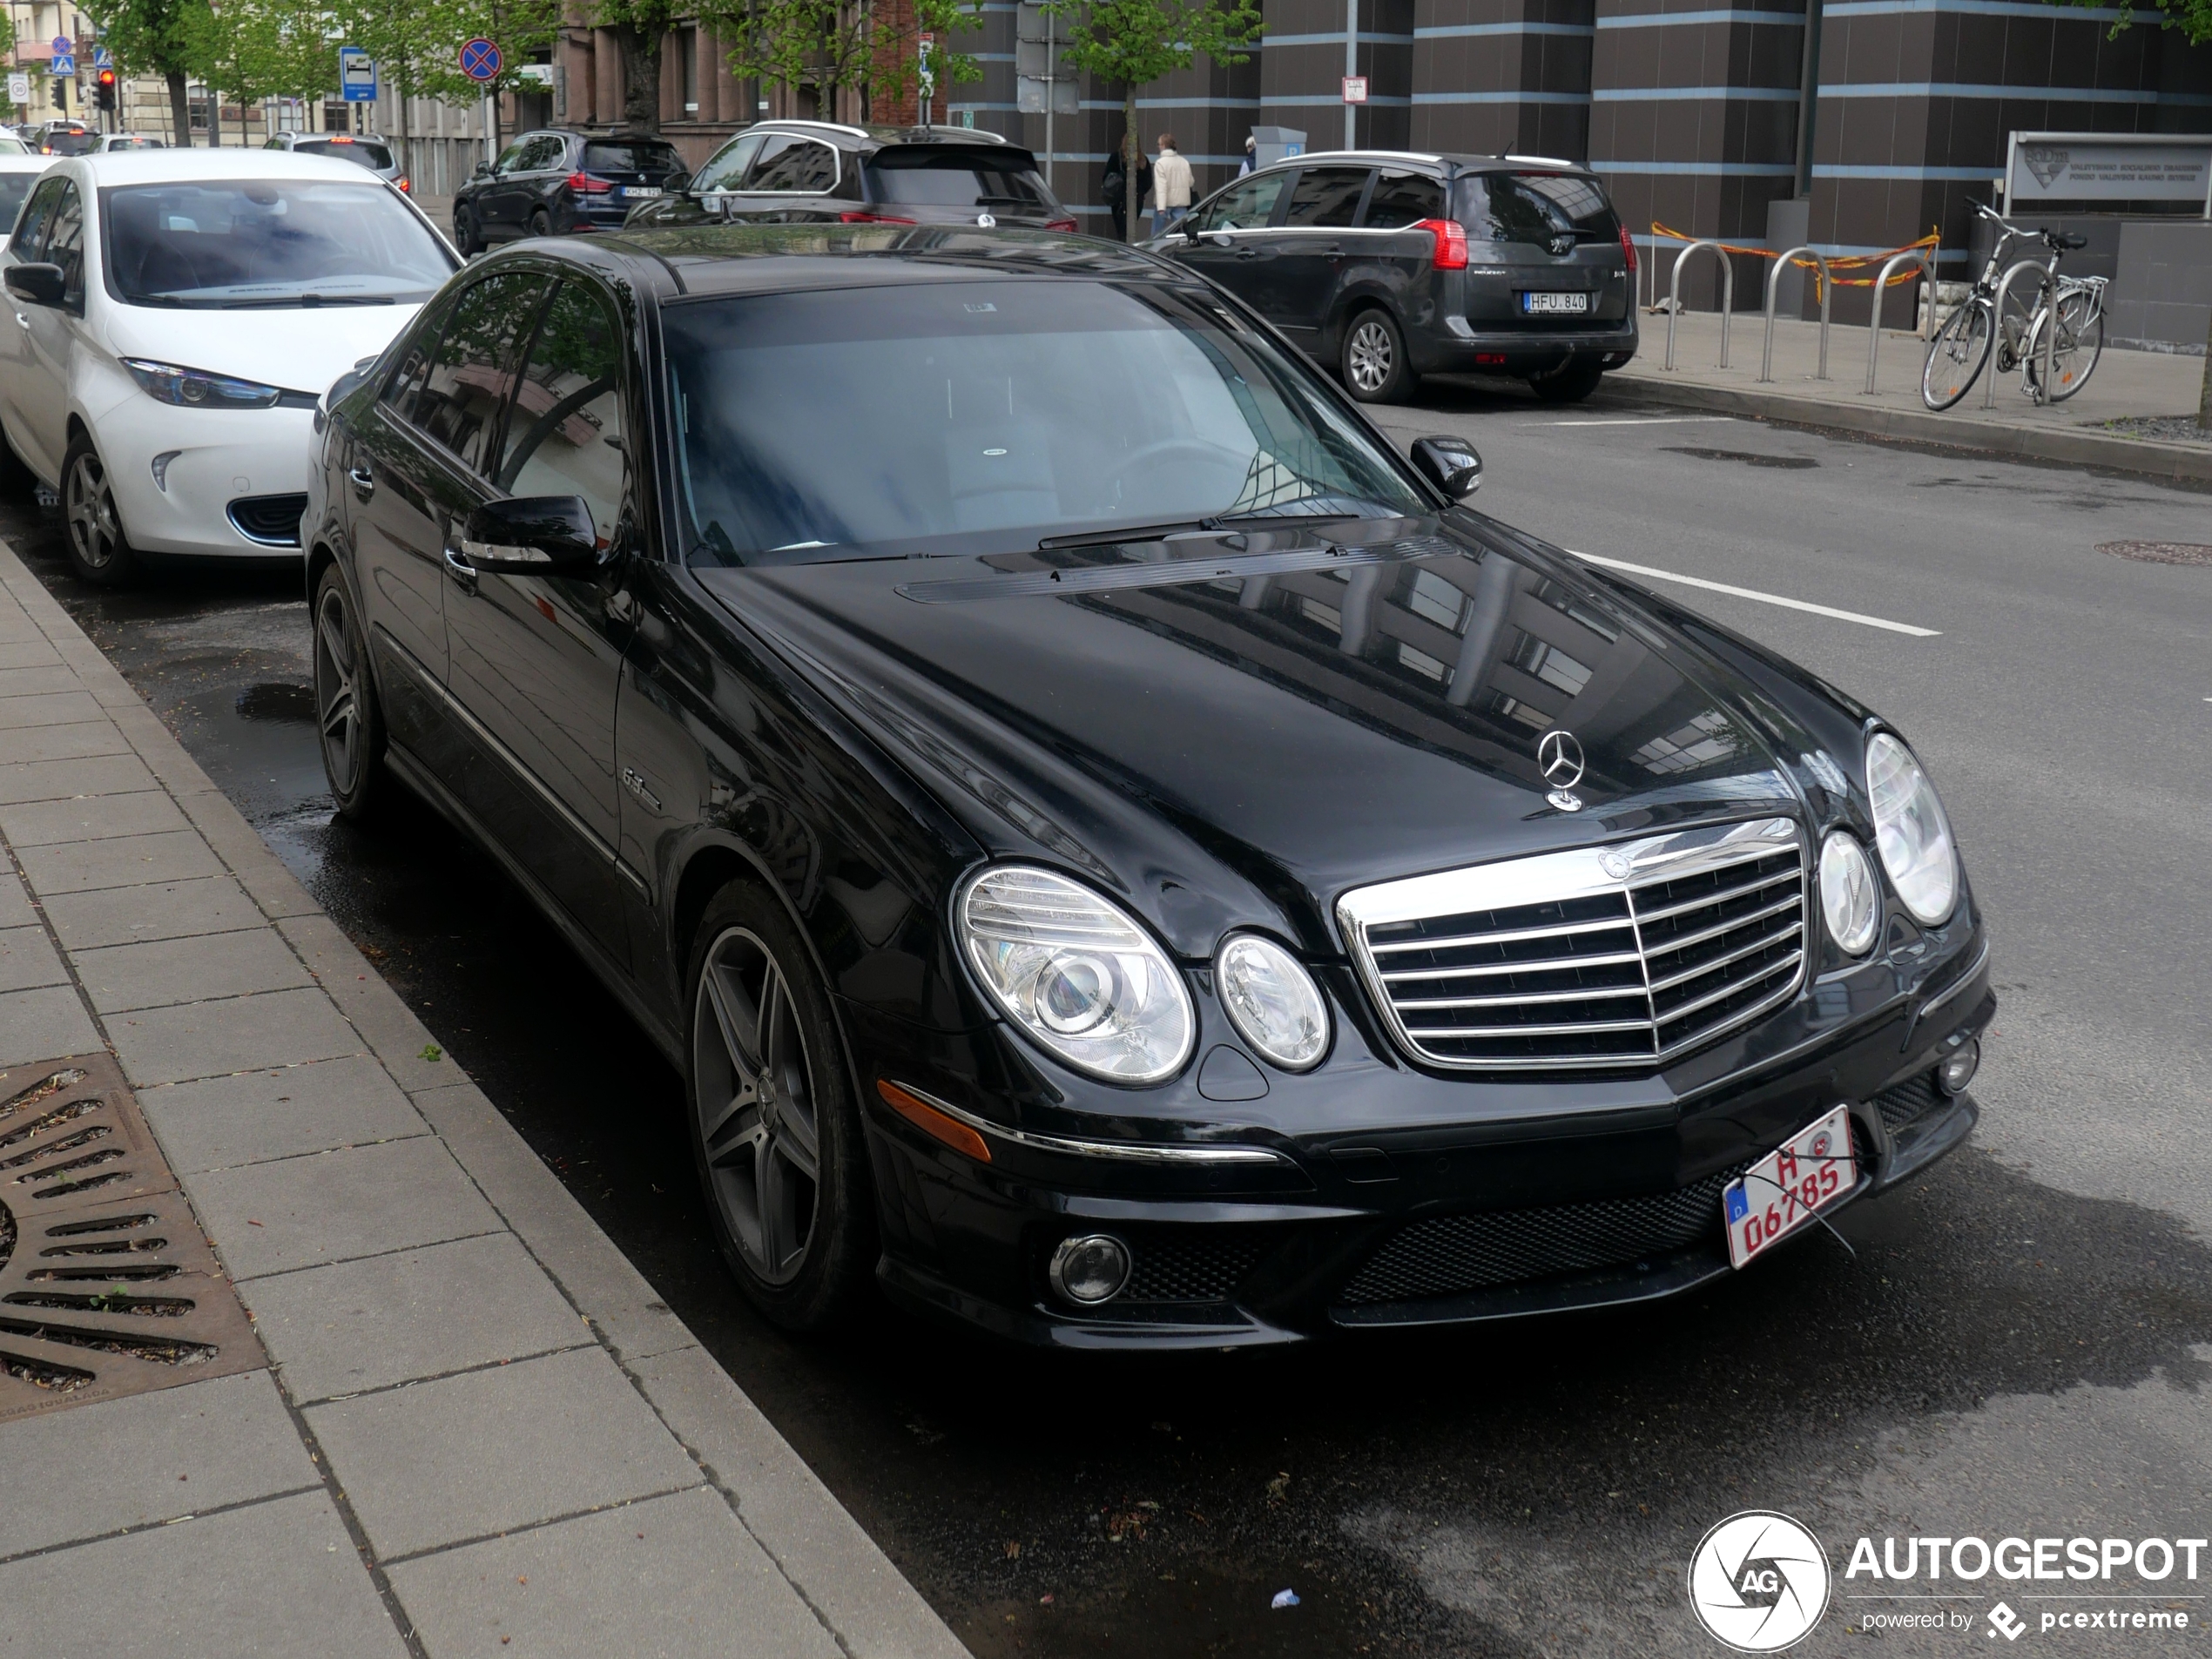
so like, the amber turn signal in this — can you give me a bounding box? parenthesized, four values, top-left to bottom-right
(876, 1079, 992, 1163)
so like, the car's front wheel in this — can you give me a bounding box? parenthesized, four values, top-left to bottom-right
(687, 880, 874, 1331)
(1342, 307, 1416, 403)
(312, 563, 387, 819)
(61, 434, 138, 587)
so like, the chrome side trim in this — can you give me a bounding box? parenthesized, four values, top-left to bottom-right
(1917, 939, 1991, 1023)
(884, 1080, 1290, 1166)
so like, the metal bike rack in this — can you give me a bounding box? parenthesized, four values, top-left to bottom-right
(1759, 246, 1831, 384)
(1982, 260, 2049, 410)
(1665, 239, 1735, 370)
(1862, 250, 1930, 394)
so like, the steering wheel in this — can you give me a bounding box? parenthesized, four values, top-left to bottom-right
(1098, 438, 1251, 508)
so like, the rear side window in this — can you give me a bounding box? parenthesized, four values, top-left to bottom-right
(1362, 170, 1445, 229)
(1189, 171, 1287, 233)
(693, 133, 764, 192)
(1460, 172, 1620, 246)
(1282, 166, 1371, 229)
(863, 148, 1053, 212)
(746, 135, 840, 192)
(411, 273, 552, 474)
(583, 139, 683, 175)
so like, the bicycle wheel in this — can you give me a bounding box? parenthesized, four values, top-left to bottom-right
(1922, 300, 1992, 410)
(2027, 289, 2105, 402)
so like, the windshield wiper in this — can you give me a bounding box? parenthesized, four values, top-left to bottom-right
(219, 293, 396, 309)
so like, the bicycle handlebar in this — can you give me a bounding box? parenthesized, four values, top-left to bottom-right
(1973, 201, 2082, 253)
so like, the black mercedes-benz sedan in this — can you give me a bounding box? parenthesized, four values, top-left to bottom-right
(303, 224, 1990, 1348)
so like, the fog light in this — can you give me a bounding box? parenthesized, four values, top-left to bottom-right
(1049, 1234, 1130, 1305)
(1936, 1039, 1979, 1096)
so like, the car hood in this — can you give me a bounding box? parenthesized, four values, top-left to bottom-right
(98, 301, 423, 398)
(693, 515, 1828, 958)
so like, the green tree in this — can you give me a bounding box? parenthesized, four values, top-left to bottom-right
(85, 0, 209, 146)
(1042, 0, 1260, 243)
(712, 0, 981, 129)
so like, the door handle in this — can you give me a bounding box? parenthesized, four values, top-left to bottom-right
(1233, 247, 1258, 260)
(347, 465, 374, 499)
(442, 546, 478, 592)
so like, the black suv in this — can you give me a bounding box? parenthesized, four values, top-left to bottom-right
(1158, 150, 1638, 404)
(455, 129, 690, 252)
(624, 119, 1076, 233)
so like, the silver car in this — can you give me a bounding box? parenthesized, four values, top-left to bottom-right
(262, 132, 408, 194)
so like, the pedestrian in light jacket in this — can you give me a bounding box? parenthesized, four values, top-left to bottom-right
(1151, 133, 1194, 239)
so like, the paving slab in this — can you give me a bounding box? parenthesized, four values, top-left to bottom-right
(0, 871, 32, 927)
(138, 1055, 429, 1174)
(0, 718, 130, 765)
(0, 921, 64, 992)
(0, 1489, 408, 1659)
(388, 1486, 844, 1659)
(0, 750, 158, 806)
(76, 927, 314, 1014)
(244, 1231, 591, 1403)
(0, 638, 59, 671)
(306, 1345, 705, 1561)
(0, 787, 192, 846)
(14, 826, 226, 894)
(0, 664, 88, 698)
(0, 688, 105, 729)
(0, 1371, 317, 1560)
(106, 982, 364, 1085)
(43, 872, 263, 950)
(189, 1133, 502, 1280)
(0, 981, 101, 1065)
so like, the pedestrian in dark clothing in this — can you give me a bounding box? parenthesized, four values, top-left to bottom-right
(1103, 144, 1152, 241)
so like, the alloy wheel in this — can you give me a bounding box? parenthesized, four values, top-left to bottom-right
(1347, 319, 1394, 395)
(64, 450, 121, 573)
(693, 927, 820, 1285)
(314, 583, 363, 795)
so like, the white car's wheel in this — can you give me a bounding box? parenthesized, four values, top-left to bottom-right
(62, 434, 137, 587)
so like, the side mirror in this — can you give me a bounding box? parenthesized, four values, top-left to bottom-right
(1179, 218, 1203, 240)
(473, 160, 494, 179)
(4, 263, 65, 307)
(1410, 435, 1481, 498)
(461, 496, 602, 573)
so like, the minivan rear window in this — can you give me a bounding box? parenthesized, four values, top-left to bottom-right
(1459, 172, 1621, 246)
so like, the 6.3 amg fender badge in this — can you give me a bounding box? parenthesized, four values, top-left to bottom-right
(1536, 727, 1587, 812)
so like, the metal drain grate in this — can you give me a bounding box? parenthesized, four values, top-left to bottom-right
(0, 1054, 260, 1421)
(2098, 542, 2212, 567)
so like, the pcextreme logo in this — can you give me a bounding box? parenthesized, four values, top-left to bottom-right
(1687, 1511, 1832, 1652)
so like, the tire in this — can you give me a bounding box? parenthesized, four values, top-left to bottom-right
(60, 433, 138, 587)
(455, 206, 482, 256)
(527, 207, 552, 239)
(686, 880, 874, 1331)
(1529, 361, 1603, 405)
(1921, 300, 1991, 411)
(0, 424, 37, 498)
(1341, 307, 1416, 403)
(2027, 290, 2104, 403)
(312, 563, 388, 819)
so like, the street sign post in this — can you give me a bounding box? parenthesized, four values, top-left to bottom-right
(92, 46, 111, 70)
(459, 37, 502, 82)
(339, 46, 377, 102)
(51, 52, 74, 79)
(7, 73, 29, 107)
(1341, 76, 1368, 104)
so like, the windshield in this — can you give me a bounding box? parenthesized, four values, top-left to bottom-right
(667, 277, 1426, 566)
(864, 150, 1055, 212)
(297, 138, 394, 171)
(101, 179, 454, 308)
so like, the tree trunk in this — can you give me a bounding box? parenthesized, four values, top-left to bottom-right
(616, 26, 663, 131)
(1124, 85, 1140, 245)
(166, 70, 191, 148)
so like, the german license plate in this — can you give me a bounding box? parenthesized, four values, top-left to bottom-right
(622, 186, 663, 199)
(1521, 291, 1589, 314)
(1723, 1104, 1855, 1268)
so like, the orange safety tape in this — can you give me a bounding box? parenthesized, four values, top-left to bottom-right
(1646, 224, 1940, 293)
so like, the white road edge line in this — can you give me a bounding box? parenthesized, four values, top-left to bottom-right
(1530, 415, 1742, 428)
(1568, 550, 1943, 637)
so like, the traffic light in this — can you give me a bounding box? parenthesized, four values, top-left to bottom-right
(96, 68, 116, 112)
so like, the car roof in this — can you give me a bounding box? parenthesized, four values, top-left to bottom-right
(63, 149, 388, 185)
(0, 156, 52, 174)
(1263, 149, 1597, 176)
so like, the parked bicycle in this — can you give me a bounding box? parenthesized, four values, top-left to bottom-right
(1922, 204, 2107, 411)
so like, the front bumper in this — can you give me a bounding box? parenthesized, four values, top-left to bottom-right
(855, 922, 1992, 1349)
(102, 402, 313, 560)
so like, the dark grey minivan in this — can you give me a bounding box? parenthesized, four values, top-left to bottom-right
(1157, 150, 1638, 404)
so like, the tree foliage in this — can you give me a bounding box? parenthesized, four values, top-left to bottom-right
(2074, 0, 2212, 41)
(710, 0, 982, 128)
(1042, 0, 1262, 242)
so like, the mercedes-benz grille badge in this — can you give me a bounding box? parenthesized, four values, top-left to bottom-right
(977, 212, 997, 228)
(1537, 727, 1587, 813)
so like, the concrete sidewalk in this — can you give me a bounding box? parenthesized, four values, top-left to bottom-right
(0, 535, 968, 1658)
(1614, 309, 2212, 484)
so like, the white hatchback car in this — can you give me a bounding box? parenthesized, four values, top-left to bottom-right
(0, 149, 456, 583)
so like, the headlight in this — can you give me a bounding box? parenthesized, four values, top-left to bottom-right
(1865, 732, 1958, 925)
(122, 359, 282, 410)
(1817, 831, 1879, 955)
(958, 865, 1195, 1084)
(1215, 933, 1329, 1070)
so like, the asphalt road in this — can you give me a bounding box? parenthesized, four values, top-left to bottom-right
(11, 379, 2209, 1657)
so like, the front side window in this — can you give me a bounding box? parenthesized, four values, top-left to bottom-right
(746, 135, 839, 192)
(495, 281, 626, 545)
(1363, 170, 1445, 229)
(101, 179, 455, 308)
(1190, 171, 1288, 233)
(412, 273, 551, 473)
(692, 133, 764, 193)
(46, 184, 84, 305)
(1283, 166, 1372, 230)
(9, 177, 63, 260)
(492, 141, 530, 175)
(666, 278, 1427, 565)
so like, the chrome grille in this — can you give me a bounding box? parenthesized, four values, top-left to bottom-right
(1339, 818, 1807, 1071)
